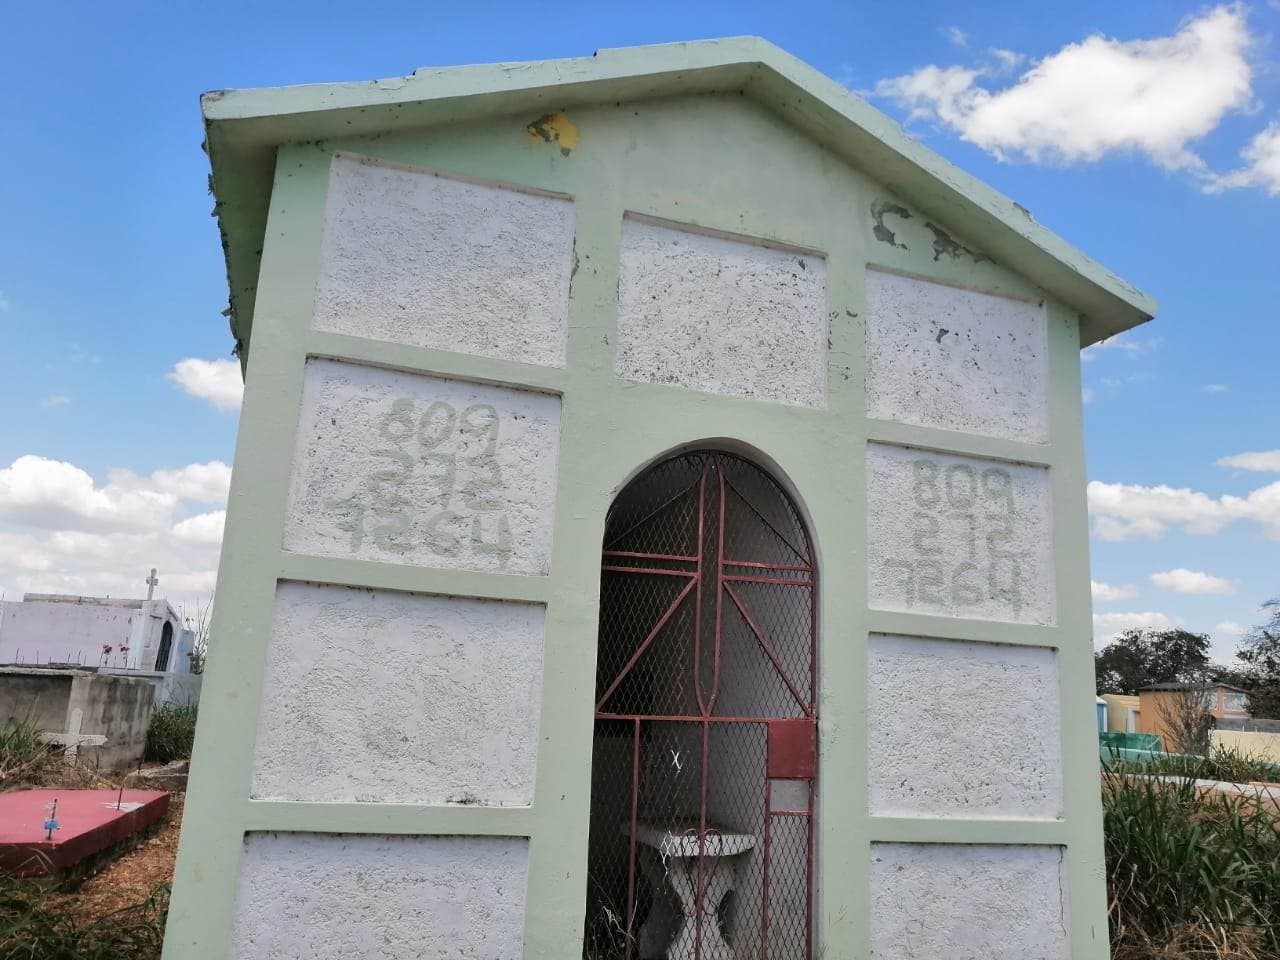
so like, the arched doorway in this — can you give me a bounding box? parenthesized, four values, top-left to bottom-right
(585, 450, 817, 960)
(155, 621, 174, 672)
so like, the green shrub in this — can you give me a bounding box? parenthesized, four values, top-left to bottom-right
(0, 875, 168, 959)
(0, 716, 58, 790)
(1106, 744, 1280, 785)
(1104, 771, 1280, 959)
(144, 703, 198, 764)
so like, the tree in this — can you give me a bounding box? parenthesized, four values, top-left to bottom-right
(1094, 628, 1211, 695)
(1235, 598, 1280, 719)
(180, 593, 213, 675)
(1154, 675, 1215, 755)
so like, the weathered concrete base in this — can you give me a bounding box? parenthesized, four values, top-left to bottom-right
(0, 668, 154, 771)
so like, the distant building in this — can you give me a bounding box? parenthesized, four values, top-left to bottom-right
(1135, 682, 1250, 748)
(0, 592, 195, 674)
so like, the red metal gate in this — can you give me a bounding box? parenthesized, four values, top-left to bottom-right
(585, 451, 817, 960)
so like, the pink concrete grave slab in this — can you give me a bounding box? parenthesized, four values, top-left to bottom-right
(0, 789, 169, 878)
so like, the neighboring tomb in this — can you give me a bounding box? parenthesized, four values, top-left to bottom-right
(167, 39, 1155, 960)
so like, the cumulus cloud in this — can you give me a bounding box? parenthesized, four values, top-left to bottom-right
(942, 25, 969, 48)
(1092, 580, 1140, 602)
(1150, 568, 1236, 595)
(1087, 478, 1280, 540)
(1205, 121, 1280, 196)
(171, 511, 226, 547)
(0, 455, 229, 610)
(875, 6, 1256, 176)
(167, 357, 243, 414)
(1094, 611, 1178, 640)
(1214, 620, 1246, 637)
(1217, 450, 1280, 472)
(40, 395, 70, 409)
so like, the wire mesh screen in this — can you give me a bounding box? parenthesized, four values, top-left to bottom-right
(586, 451, 816, 960)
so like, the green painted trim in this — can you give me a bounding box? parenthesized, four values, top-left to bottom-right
(867, 419, 1055, 469)
(868, 817, 1068, 846)
(202, 38, 1155, 351)
(1045, 302, 1113, 960)
(307, 330, 568, 396)
(866, 610, 1062, 648)
(163, 146, 329, 960)
(277, 554, 553, 604)
(242, 800, 534, 836)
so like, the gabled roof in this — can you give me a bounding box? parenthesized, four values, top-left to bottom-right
(202, 36, 1156, 351)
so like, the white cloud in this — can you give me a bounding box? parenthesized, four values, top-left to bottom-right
(1202, 384, 1230, 394)
(1092, 579, 1140, 602)
(1087, 478, 1280, 540)
(1150, 568, 1236, 595)
(1217, 450, 1280, 472)
(1205, 121, 1280, 196)
(942, 25, 968, 48)
(1094, 611, 1178, 640)
(875, 6, 1255, 173)
(0, 454, 228, 611)
(1081, 332, 1163, 362)
(172, 511, 226, 547)
(1214, 620, 1246, 637)
(40, 395, 70, 409)
(1082, 387, 1095, 405)
(167, 357, 243, 413)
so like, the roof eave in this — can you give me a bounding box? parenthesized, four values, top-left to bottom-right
(202, 37, 1155, 353)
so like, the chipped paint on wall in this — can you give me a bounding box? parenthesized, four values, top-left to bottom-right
(526, 112, 580, 156)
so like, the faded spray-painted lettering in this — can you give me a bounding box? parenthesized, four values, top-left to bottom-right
(285, 360, 561, 576)
(866, 443, 1055, 625)
(330, 398, 514, 566)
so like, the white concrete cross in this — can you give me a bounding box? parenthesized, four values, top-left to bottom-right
(145, 568, 159, 601)
(39, 708, 107, 762)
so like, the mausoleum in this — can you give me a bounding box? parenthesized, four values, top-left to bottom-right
(168, 38, 1155, 960)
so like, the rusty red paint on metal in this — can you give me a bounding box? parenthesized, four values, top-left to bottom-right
(586, 451, 817, 960)
(767, 719, 817, 781)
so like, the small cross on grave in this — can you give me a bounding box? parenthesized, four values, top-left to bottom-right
(38, 708, 108, 763)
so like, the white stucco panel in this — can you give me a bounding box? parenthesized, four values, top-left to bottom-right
(868, 634, 1063, 818)
(284, 359, 561, 575)
(314, 152, 574, 367)
(865, 270, 1049, 443)
(252, 582, 545, 805)
(870, 843, 1069, 960)
(230, 833, 528, 960)
(866, 443, 1056, 624)
(615, 217, 828, 407)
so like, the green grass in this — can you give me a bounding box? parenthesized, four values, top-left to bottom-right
(1104, 771, 1280, 959)
(0, 717, 58, 791)
(143, 704, 197, 765)
(0, 876, 168, 960)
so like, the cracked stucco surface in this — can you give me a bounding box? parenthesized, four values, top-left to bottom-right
(284, 359, 561, 575)
(866, 442, 1056, 625)
(866, 269, 1049, 443)
(868, 634, 1063, 818)
(870, 843, 1070, 960)
(314, 152, 574, 367)
(615, 217, 828, 407)
(251, 582, 545, 805)
(230, 833, 528, 959)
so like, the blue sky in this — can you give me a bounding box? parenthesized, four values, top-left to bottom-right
(0, 2, 1276, 659)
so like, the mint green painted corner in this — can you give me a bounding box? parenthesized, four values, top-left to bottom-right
(168, 42, 1149, 960)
